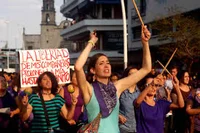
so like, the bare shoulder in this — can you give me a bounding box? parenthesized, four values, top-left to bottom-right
(57, 86, 64, 98)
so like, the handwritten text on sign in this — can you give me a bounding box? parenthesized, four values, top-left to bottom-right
(19, 49, 70, 87)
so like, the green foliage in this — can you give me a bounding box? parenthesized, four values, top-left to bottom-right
(151, 9, 200, 71)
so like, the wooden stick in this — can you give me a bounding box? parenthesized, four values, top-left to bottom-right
(132, 0, 144, 26)
(156, 60, 173, 77)
(161, 48, 178, 74)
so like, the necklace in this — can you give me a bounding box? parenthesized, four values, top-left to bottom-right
(42, 91, 51, 95)
(0, 91, 6, 97)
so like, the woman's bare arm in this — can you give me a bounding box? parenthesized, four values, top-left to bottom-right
(116, 25, 151, 97)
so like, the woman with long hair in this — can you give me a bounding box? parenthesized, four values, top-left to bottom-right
(172, 70, 193, 133)
(74, 25, 152, 133)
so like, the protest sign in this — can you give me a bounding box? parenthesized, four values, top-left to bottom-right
(19, 49, 70, 87)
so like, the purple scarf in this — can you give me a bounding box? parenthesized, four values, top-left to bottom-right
(92, 81, 117, 118)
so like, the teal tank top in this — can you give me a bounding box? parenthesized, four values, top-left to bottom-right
(85, 86, 120, 133)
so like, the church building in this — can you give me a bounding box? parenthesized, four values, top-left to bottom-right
(23, 0, 69, 50)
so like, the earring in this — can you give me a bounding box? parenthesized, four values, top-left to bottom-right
(93, 75, 96, 82)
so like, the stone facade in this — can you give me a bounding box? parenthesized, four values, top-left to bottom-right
(40, 25, 63, 49)
(23, 32, 40, 49)
(23, 0, 68, 50)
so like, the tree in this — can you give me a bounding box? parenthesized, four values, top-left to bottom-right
(151, 10, 200, 73)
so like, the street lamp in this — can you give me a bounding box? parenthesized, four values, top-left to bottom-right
(17, 23, 24, 49)
(4, 20, 10, 69)
(4, 20, 10, 47)
(120, 0, 128, 69)
(13, 36, 18, 49)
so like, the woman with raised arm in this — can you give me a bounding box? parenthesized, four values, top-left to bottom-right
(134, 74, 184, 133)
(172, 70, 193, 133)
(21, 71, 77, 133)
(74, 25, 151, 133)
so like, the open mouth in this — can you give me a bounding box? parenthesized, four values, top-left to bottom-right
(104, 69, 109, 73)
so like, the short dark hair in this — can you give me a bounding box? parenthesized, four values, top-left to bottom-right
(3, 71, 11, 76)
(170, 65, 179, 71)
(122, 66, 138, 78)
(110, 72, 121, 81)
(37, 71, 58, 95)
(138, 73, 157, 91)
(111, 72, 120, 78)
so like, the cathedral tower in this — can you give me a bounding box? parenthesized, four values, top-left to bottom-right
(24, 0, 67, 50)
(40, 0, 63, 48)
(41, 0, 56, 25)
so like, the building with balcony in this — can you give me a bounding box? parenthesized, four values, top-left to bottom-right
(60, 0, 126, 72)
(128, 0, 200, 50)
(127, 0, 200, 69)
(0, 48, 20, 71)
(128, 0, 200, 49)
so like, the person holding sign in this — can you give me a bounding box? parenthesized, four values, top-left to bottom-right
(20, 71, 77, 133)
(74, 25, 151, 133)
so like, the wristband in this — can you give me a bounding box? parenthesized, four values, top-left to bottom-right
(88, 40, 95, 47)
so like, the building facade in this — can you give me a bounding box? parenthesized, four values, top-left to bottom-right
(23, 0, 69, 50)
(0, 48, 19, 71)
(60, 0, 125, 72)
(128, 0, 200, 49)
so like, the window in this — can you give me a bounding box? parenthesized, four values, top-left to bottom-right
(102, 5, 112, 19)
(46, 14, 50, 23)
(46, 4, 49, 10)
(132, 26, 141, 39)
(131, 0, 146, 20)
(28, 46, 33, 50)
(64, 0, 68, 3)
(151, 28, 160, 36)
(140, 0, 146, 16)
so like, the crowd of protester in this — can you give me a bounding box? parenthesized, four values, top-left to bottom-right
(0, 25, 200, 133)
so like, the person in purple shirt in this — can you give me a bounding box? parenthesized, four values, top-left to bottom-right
(134, 74, 184, 133)
(186, 88, 200, 133)
(0, 76, 19, 132)
(59, 70, 85, 133)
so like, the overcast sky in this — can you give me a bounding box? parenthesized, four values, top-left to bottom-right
(0, 0, 64, 49)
